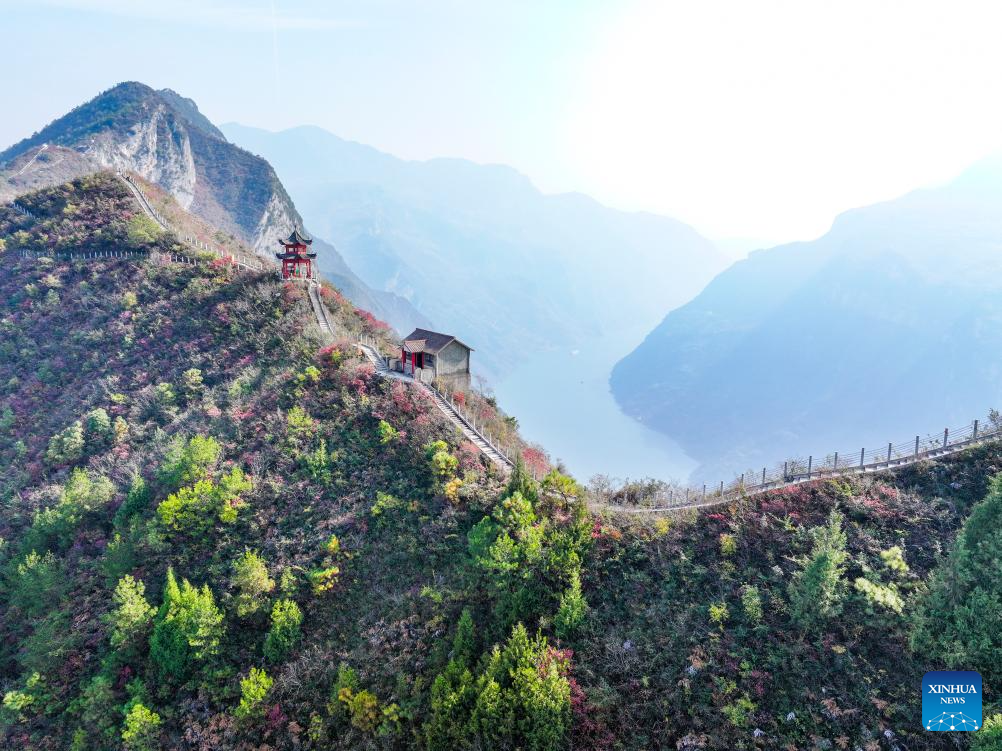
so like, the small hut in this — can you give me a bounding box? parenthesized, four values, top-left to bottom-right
(399, 328, 473, 390)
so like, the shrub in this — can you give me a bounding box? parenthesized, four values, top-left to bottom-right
(340, 688, 380, 732)
(45, 420, 85, 464)
(149, 568, 225, 680)
(554, 571, 588, 639)
(309, 566, 340, 595)
(452, 608, 476, 667)
(426, 440, 458, 480)
(158, 434, 221, 489)
(912, 475, 1002, 687)
(180, 368, 204, 400)
(107, 574, 155, 650)
(126, 214, 161, 246)
(974, 714, 1002, 750)
(286, 405, 315, 444)
(263, 599, 303, 662)
(853, 577, 904, 613)
(719, 533, 737, 557)
(880, 545, 909, 575)
(85, 407, 112, 442)
(231, 551, 275, 618)
(377, 419, 398, 445)
(9, 550, 62, 616)
(25, 468, 114, 552)
(425, 623, 571, 750)
(235, 667, 273, 720)
(709, 602, 729, 629)
(788, 511, 848, 631)
(2, 688, 34, 721)
(157, 467, 250, 534)
(121, 702, 161, 751)
(740, 585, 763, 623)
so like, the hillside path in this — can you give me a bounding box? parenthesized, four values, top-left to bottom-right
(307, 281, 513, 473)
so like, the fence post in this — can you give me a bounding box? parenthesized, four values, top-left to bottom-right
(860, 447, 864, 469)
(807, 456, 812, 480)
(943, 427, 949, 448)
(702, 485, 706, 501)
(740, 473, 744, 486)
(887, 442, 892, 464)
(833, 451, 838, 471)
(915, 436, 919, 457)
(719, 480, 723, 496)
(761, 467, 766, 486)
(974, 419, 979, 440)
(783, 461, 787, 480)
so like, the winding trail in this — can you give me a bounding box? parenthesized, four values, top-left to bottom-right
(305, 280, 513, 472)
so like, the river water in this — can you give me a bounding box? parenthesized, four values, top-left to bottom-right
(493, 328, 696, 484)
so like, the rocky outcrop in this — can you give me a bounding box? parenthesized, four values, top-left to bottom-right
(86, 103, 198, 210)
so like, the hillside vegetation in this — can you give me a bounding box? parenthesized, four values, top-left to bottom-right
(1, 177, 999, 750)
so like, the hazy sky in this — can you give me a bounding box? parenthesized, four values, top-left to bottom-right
(3, 0, 1002, 244)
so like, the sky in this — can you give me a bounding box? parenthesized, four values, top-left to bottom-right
(3, 0, 1002, 245)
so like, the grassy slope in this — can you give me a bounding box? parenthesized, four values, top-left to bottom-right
(0, 175, 995, 751)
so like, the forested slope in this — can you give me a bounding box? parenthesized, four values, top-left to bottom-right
(0, 177, 999, 750)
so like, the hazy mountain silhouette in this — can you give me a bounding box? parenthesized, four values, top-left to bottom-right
(222, 123, 728, 375)
(612, 156, 1002, 481)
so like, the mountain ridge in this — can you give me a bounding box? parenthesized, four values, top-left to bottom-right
(0, 82, 427, 334)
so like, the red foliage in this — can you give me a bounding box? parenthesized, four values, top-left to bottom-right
(453, 391, 466, 407)
(522, 446, 550, 477)
(569, 676, 616, 750)
(457, 441, 481, 472)
(354, 308, 390, 331)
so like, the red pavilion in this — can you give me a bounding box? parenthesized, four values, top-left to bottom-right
(276, 227, 316, 280)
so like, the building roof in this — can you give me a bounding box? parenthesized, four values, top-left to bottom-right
(402, 328, 474, 355)
(278, 227, 313, 246)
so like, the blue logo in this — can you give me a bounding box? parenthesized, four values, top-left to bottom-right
(922, 671, 982, 731)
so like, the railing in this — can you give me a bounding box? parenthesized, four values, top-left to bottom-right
(427, 381, 515, 468)
(10, 201, 35, 219)
(605, 416, 1002, 512)
(117, 172, 266, 272)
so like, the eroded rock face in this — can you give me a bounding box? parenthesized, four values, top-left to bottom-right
(87, 104, 198, 210)
(252, 192, 299, 254)
(0, 82, 301, 262)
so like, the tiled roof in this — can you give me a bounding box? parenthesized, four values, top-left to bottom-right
(402, 328, 474, 354)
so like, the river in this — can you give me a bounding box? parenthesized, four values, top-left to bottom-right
(493, 328, 696, 484)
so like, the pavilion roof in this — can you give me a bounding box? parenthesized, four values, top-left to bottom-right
(278, 227, 313, 246)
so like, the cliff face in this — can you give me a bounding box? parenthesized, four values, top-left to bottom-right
(0, 82, 295, 254)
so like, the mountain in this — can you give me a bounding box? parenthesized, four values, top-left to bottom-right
(221, 123, 728, 375)
(0, 82, 426, 334)
(611, 156, 1002, 480)
(3, 174, 1001, 750)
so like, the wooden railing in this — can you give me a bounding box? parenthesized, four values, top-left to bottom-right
(601, 416, 1002, 513)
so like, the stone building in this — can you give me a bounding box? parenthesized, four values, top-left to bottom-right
(397, 328, 473, 390)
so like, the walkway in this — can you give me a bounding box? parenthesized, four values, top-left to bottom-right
(305, 280, 513, 472)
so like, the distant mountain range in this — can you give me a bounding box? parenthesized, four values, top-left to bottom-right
(221, 123, 728, 375)
(0, 82, 425, 333)
(612, 156, 1002, 480)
